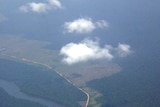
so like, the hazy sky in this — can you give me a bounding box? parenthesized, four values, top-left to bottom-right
(0, 0, 160, 64)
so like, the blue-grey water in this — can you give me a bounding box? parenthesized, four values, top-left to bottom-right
(0, 79, 65, 107)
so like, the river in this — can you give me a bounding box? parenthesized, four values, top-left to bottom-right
(0, 79, 65, 107)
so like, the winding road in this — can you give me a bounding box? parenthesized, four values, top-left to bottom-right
(1, 54, 90, 107)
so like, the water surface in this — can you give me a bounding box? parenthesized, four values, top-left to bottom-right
(0, 79, 65, 107)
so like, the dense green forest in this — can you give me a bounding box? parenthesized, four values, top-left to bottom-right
(87, 54, 160, 107)
(0, 88, 46, 107)
(0, 58, 87, 107)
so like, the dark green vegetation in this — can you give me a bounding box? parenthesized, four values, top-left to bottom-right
(87, 54, 160, 107)
(0, 58, 87, 107)
(0, 88, 46, 107)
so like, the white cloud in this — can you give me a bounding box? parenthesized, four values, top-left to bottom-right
(60, 38, 113, 65)
(60, 38, 132, 65)
(48, 0, 62, 8)
(29, 2, 49, 13)
(95, 20, 109, 28)
(116, 43, 132, 57)
(64, 18, 95, 34)
(64, 18, 108, 34)
(0, 14, 7, 23)
(19, 0, 62, 13)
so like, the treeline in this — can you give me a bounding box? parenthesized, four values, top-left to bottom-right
(0, 58, 87, 107)
(0, 88, 46, 107)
